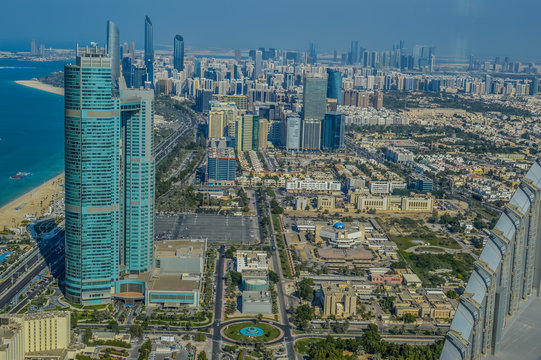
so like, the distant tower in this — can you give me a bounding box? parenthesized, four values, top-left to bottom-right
(307, 42, 317, 65)
(253, 50, 263, 79)
(326, 69, 342, 105)
(30, 39, 37, 56)
(530, 76, 539, 96)
(349, 40, 359, 64)
(173, 35, 184, 72)
(106, 20, 120, 87)
(144, 16, 154, 85)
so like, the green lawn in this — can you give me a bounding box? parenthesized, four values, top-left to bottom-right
(294, 338, 324, 354)
(223, 322, 280, 343)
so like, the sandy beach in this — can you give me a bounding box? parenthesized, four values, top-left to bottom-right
(15, 80, 64, 96)
(0, 173, 64, 231)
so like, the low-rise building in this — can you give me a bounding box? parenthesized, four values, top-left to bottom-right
(241, 291, 272, 314)
(319, 282, 357, 318)
(236, 250, 268, 272)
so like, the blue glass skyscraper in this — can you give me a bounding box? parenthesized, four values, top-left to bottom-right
(64, 45, 120, 305)
(144, 16, 153, 85)
(326, 69, 342, 105)
(173, 35, 184, 72)
(120, 88, 155, 273)
(321, 112, 345, 150)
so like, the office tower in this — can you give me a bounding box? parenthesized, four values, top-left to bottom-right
(234, 49, 242, 63)
(173, 35, 184, 72)
(132, 65, 147, 89)
(120, 87, 155, 273)
(253, 50, 262, 80)
(349, 40, 359, 64)
(302, 73, 327, 150)
(258, 118, 269, 150)
(121, 56, 133, 88)
(441, 159, 541, 360)
(321, 112, 345, 150)
(39, 44, 44, 57)
(208, 108, 225, 138)
(485, 74, 492, 94)
(286, 115, 301, 151)
(236, 114, 259, 152)
(207, 146, 236, 186)
(64, 45, 120, 305)
(106, 21, 120, 87)
(373, 90, 383, 109)
(144, 16, 154, 85)
(307, 42, 317, 65)
(530, 76, 538, 96)
(302, 119, 322, 150)
(326, 69, 342, 105)
(195, 89, 213, 113)
(303, 73, 328, 120)
(30, 39, 37, 56)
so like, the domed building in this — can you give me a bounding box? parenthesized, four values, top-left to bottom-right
(318, 221, 363, 248)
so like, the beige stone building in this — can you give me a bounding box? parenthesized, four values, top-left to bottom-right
(320, 282, 357, 318)
(0, 311, 70, 360)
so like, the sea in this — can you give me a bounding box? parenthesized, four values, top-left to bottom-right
(0, 58, 67, 207)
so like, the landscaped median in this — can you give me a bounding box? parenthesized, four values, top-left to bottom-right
(222, 321, 283, 344)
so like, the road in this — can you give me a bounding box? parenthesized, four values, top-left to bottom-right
(211, 246, 226, 360)
(265, 201, 296, 360)
(0, 230, 65, 310)
(154, 118, 196, 164)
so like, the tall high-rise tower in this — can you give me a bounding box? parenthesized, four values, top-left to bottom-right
(321, 112, 345, 150)
(120, 88, 155, 273)
(64, 45, 120, 305)
(173, 35, 184, 72)
(64, 44, 155, 304)
(144, 16, 154, 85)
(326, 69, 342, 105)
(302, 73, 327, 150)
(106, 21, 120, 87)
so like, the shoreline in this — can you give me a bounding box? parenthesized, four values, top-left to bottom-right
(15, 80, 64, 96)
(0, 173, 65, 231)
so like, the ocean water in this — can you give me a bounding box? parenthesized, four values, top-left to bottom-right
(0, 58, 67, 207)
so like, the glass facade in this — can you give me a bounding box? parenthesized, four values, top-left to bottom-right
(326, 69, 342, 105)
(120, 88, 155, 273)
(321, 112, 345, 150)
(173, 35, 184, 72)
(286, 115, 301, 150)
(64, 46, 120, 305)
(303, 73, 327, 120)
(106, 21, 120, 87)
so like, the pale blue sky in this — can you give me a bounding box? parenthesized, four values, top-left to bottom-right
(1, 0, 539, 60)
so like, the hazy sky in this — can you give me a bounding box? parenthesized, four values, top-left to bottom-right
(1, 0, 539, 60)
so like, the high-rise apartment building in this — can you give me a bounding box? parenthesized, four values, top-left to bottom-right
(208, 109, 225, 138)
(349, 40, 359, 64)
(253, 50, 263, 80)
(106, 21, 120, 87)
(120, 88, 155, 273)
(286, 115, 301, 151)
(321, 112, 345, 150)
(207, 146, 236, 186)
(64, 45, 121, 305)
(302, 119, 322, 151)
(65, 44, 155, 304)
(144, 16, 154, 85)
(173, 34, 184, 72)
(307, 42, 317, 65)
(258, 118, 269, 150)
(327, 69, 342, 105)
(236, 114, 259, 152)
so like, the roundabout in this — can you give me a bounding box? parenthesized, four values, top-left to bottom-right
(222, 321, 283, 344)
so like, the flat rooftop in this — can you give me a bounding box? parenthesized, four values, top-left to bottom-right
(148, 276, 199, 292)
(155, 239, 206, 257)
(485, 296, 541, 360)
(155, 214, 259, 244)
(318, 246, 373, 260)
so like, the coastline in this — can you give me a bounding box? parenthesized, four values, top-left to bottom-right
(0, 173, 65, 231)
(15, 80, 64, 96)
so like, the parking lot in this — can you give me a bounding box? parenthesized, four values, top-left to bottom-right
(155, 214, 260, 244)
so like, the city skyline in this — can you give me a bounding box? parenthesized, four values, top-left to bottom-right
(2, 0, 541, 61)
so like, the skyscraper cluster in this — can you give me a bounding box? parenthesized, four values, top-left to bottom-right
(64, 43, 155, 305)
